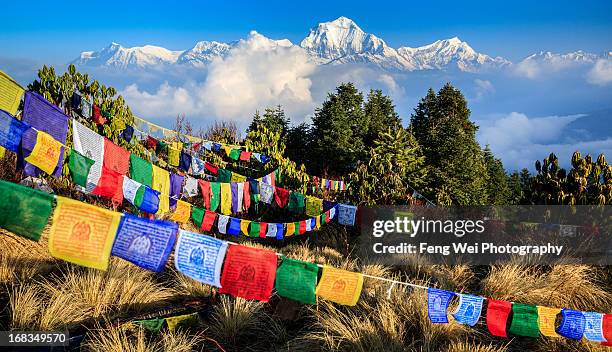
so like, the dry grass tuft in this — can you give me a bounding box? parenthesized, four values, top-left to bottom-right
(82, 324, 203, 352)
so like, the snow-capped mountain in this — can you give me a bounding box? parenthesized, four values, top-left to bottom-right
(70, 17, 607, 73)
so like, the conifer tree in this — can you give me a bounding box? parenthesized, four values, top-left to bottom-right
(364, 89, 402, 146)
(483, 145, 511, 205)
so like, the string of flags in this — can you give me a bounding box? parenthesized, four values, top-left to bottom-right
(0, 179, 609, 345)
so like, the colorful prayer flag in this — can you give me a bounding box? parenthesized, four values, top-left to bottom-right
(285, 222, 295, 237)
(217, 168, 232, 182)
(92, 166, 124, 204)
(133, 318, 165, 332)
(169, 173, 184, 209)
(275, 257, 319, 304)
(168, 147, 180, 166)
(217, 215, 229, 234)
(130, 154, 153, 187)
(175, 230, 228, 287)
(122, 177, 142, 205)
(191, 207, 205, 229)
(220, 183, 232, 215)
(537, 306, 560, 338)
(0, 109, 29, 152)
(315, 266, 363, 306)
(201, 210, 217, 232)
(72, 120, 104, 192)
(603, 314, 612, 345)
(240, 219, 251, 236)
(183, 176, 199, 198)
(583, 312, 606, 342)
(134, 186, 160, 214)
(24, 130, 63, 175)
(305, 196, 323, 217)
(427, 288, 455, 323)
(0, 180, 54, 241)
(274, 187, 290, 208)
(68, 150, 95, 187)
(219, 245, 278, 302)
(557, 309, 585, 340)
(452, 294, 484, 326)
(166, 313, 199, 331)
(169, 200, 192, 223)
(103, 138, 130, 175)
(228, 148, 241, 160)
(152, 165, 170, 215)
(227, 217, 241, 236)
(48, 197, 121, 270)
(179, 151, 191, 171)
(0, 70, 24, 115)
(486, 299, 512, 337)
(239, 151, 251, 161)
(111, 213, 177, 272)
(509, 303, 540, 338)
(260, 183, 274, 204)
(287, 192, 305, 213)
(337, 204, 357, 226)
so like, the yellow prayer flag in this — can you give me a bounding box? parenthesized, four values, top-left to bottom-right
(0, 146, 6, 159)
(231, 173, 247, 182)
(240, 219, 251, 236)
(48, 197, 121, 270)
(222, 145, 232, 156)
(0, 70, 25, 115)
(220, 183, 232, 215)
(315, 215, 321, 230)
(152, 165, 170, 215)
(165, 312, 198, 331)
(537, 306, 560, 337)
(315, 266, 364, 306)
(285, 222, 295, 237)
(171, 141, 183, 150)
(168, 147, 180, 166)
(169, 200, 191, 223)
(25, 131, 62, 175)
(305, 196, 323, 217)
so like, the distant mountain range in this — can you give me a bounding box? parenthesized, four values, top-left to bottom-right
(71, 16, 610, 73)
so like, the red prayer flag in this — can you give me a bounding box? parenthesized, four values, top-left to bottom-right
(239, 151, 251, 161)
(198, 179, 212, 209)
(204, 161, 218, 175)
(201, 210, 217, 232)
(259, 222, 268, 238)
(192, 142, 201, 151)
(92, 167, 124, 205)
(270, 172, 276, 188)
(92, 104, 107, 125)
(602, 314, 612, 346)
(486, 299, 512, 337)
(299, 220, 306, 234)
(243, 181, 251, 210)
(325, 209, 332, 223)
(219, 245, 277, 302)
(146, 136, 158, 150)
(103, 138, 130, 175)
(274, 187, 290, 208)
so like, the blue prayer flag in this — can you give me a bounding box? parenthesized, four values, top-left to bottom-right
(557, 309, 586, 340)
(428, 288, 455, 323)
(276, 223, 284, 240)
(138, 186, 161, 214)
(227, 217, 241, 236)
(452, 294, 484, 326)
(111, 214, 178, 272)
(337, 204, 357, 226)
(582, 312, 606, 342)
(174, 230, 228, 287)
(0, 109, 30, 152)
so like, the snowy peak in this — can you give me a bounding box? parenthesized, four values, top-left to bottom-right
(177, 41, 231, 66)
(72, 42, 183, 68)
(521, 50, 603, 64)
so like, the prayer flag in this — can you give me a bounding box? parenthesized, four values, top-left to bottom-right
(427, 288, 455, 323)
(199, 180, 211, 209)
(274, 187, 290, 208)
(285, 222, 295, 237)
(275, 257, 319, 304)
(169, 173, 184, 209)
(169, 200, 192, 223)
(217, 215, 230, 234)
(315, 266, 363, 306)
(259, 222, 267, 238)
(156, 140, 168, 155)
(191, 207, 204, 229)
(509, 303, 540, 337)
(130, 154, 153, 187)
(201, 210, 217, 232)
(219, 245, 278, 302)
(68, 150, 95, 187)
(48, 197, 121, 270)
(168, 147, 180, 166)
(240, 219, 251, 236)
(452, 294, 484, 326)
(146, 136, 158, 150)
(92, 166, 124, 204)
(537, 306, 560, 338)
(121, 125, 134, 143)
(220, 183, 232, 215)
(183, 176, 199, 198)
(557, 309, 585, 340)
(0, 180, 54, 241)
(0, 70, 24, 115)
(603, 314, 612, 346)
(92, 105, 106, 125)
(583, 312, 606, 342)
(231, 183, 239, 213)
(288, 192, 305, 213)
(237, 182, 244, 212)
(133, 318, 165, 332)
(175, 230, 228, 287)
(122, 177, 142, 205)
(111, 213, 178, 272)
(24, 130, 63, 175)
(243, 181, 251, 210)
(191, 157, 205, 175)
(248, 222, 260, 238)
(231, 173, 247, 182)
(217, 168, 232, 182)
(0, 109, 29, 152)
(70, 93, 81, 111)
(179, 151, 191, 171)
(337, 204, 357, 226)
(486, 299, 512, 337)
(297, 220, 306, 235)
(239, 151, 251, 161)
(152, 165, 170, 215)
(305, 196, 323, 217)
(134, 186, 160, 214)
(166, 313, 199, 331)
(103, 138, 130, 175)
(72, 120, 104, 192)
(227, 217, 241, 236)
(204, 161, 218, 175)
(229, 148, 241, 160)
(260, 183, 274, 204)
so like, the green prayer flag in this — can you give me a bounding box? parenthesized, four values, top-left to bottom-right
(133, 318, 165, 332)
(191, 206, 205, 228)
(509, 303, 540, 337)
(130, 154, 153, 187)
(249, 222, 260, 237)
(320, 213, 326, 224)
(210, 182, 221, 211)
(156, 141, 168, 155)
(68, 150, 94, 187)
(217, 169, 232, 182)
(293, 221, 300, 236)
(0, 180, 54, 241)
(229, 148, 241, 160)
(275, 257, 319, 304)
(287, 192, 305, 214)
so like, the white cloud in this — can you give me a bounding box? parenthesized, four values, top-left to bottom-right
(587, 59, 612, 86)
(477, 112, 612, 170)
(474, 79, 494, 100)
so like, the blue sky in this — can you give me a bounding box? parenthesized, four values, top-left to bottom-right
(1, 0, 611, 64)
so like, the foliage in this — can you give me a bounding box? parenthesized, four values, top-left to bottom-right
(363, 89, 402, 146)
(284, 122, 311, 166)
(483, 145, 511, 205)
(247, 105, 289, 138)
(410, 84, 488, 205)
(348, 128, 426, 205)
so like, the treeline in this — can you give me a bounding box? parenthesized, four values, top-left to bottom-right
(247, 83, 612, 206)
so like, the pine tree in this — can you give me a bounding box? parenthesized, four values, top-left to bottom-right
(483, 145, 511, 205)
(309, 83, 367, 176)
(247, 110, 262, 134)
(409, 83, 488, 205)
(364, 89, 402, 146)
(507, 171, 523, 204)
(285, 122, 311, 167)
